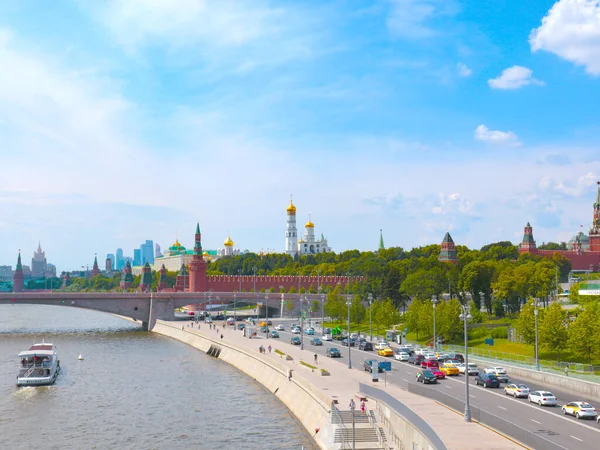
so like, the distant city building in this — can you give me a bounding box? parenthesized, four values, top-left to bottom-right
(46, 263, 57, 278)
(140, 240, 154, 265)
(153, 238, 218, 272)
(31, 242, 47, 279)
(217, 235, 240, 257)
(105, 256, 113, 273)
(155, 243, 163, 258)
(0, 265, 12, 281)
(133, 249, 141, 267)
(116, 248, 124, 270)
(285, 198, 332, 256)
(106, 254, 115, 271)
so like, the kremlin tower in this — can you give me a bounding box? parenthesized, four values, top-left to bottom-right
(188, 223, 208, 292)
(157, 264, 168, 291)
(139, 262, 153, 292)
(12, 251, 24, 293)
(91, 254, 100, 277)
(438, 232, 458, 264)
(285, 197, 298, 256)
(120, 261, 134, 290)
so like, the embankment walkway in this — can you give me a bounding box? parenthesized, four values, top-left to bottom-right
(157, 321, 524, 449)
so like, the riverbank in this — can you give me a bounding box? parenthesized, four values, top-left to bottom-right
(153, 320, 524, 450)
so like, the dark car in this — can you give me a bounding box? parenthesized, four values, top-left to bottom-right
(326, 347, 342, 358)
(270, 331, 280, 338)
(475, 373, 500, 388)
(446, 353, 465, 363)
(266, 320, 272, 326)
(323, 328, 332, 335)
(363, 359, 383, 373)
(416, 369, 437, 384)
(358, 341, 373, 351)
(290, 337, 301, 345)
(215, 314, 225, 321)
(341, 338, 356, 347)
(408, 354, 425, 365)
(310, 338, 323, 346)
(237, 323, 246, 330)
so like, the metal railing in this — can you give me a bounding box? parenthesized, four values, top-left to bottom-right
(368, 409, 391, 450)
(331, 403, 349, 449)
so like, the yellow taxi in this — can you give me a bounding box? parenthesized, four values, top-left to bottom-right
(441, 363, 460, 376)
(377, 347, 394, 357)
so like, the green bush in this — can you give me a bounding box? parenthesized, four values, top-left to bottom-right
(490, 327, 508, 339)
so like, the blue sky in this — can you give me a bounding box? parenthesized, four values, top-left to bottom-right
(1, 0, 600, 271)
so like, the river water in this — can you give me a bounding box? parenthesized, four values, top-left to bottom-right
(0, 305, 316, 450)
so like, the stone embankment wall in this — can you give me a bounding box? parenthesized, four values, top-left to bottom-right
(152, 321, 334, 449)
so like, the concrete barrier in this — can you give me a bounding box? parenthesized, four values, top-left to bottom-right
(472, 358, 600, 403)
(152, 321, 334, 449)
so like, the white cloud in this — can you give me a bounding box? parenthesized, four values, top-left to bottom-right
(474, 125, 520, 146)
(530, 0, 600, 75)
(488, 65, 544, 90)
(386, 0, 457, 39)
(457, 62, 472, 77)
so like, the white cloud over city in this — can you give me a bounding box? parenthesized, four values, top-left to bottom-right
(488, 66, 544, 90)
(474, 125, 520, 146)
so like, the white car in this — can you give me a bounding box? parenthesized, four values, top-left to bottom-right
(484, 367, 508, 382)
(414, 348, 426, 355)
(504, 384, 530, 398)
(562, 402, 598, 419)
(528, 391, 557, 406)
(394, 351, 410, 361)
(399, 344, 414, 350)
(463, 363, 479, 375)
(322, 334, 332, 341)
(423, 353, 437, 360)
(291, 328, 301, 334)
(375, 342, 389, 350)
(274, 325, 285, 331)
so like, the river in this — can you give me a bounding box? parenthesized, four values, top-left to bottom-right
(0, 305, 316, 449)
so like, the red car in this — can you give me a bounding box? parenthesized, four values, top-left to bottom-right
(431, 368, 446, 379)
(421, 359, 440, 370)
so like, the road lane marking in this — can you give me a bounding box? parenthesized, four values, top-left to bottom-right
(402, 378, 408, 382)
(444, 386, 452, 389)
(498, 406, 507, 411)
(531, 419, 541, 424)
(571, 435, 583, 442)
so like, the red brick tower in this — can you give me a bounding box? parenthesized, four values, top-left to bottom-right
(13, 251, 24, 293)
(519, 222, 538, 255)
(91, 254, 100, 277)
(139, 262, 153, 292)
(157, 264, 168, 291)
(590, 181, 600, 252)
(120, 261, 134, 290)
(438, 232, 458, 263)
(175, 263, 189, 292)
(188, 223, 208, 292)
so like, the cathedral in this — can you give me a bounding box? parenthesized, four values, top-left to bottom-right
(285, 198, 331, 256)
(519, 182, 600, 271)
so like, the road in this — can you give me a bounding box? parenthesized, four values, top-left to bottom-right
(254, 320, 600, 450)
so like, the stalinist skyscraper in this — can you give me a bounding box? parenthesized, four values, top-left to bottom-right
(285, 197, 298, 256)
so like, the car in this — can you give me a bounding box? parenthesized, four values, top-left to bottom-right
(267, 320, 272, 326)
(260, 326, 269, 333)
(364, 359, 383, 373)
(275, 325, 285, 331)
(460, 363, 479, 375)
(475, 373, 500, 388)
(377, 347, 393, 357)
(359, 341, 373, 351)
(455, 362, 466, 372)
(290, 337, 301, 345)
(291, 328, 301, 334)
(374, 342, 389, 350)
(416, 369, 437, 384)
(270, 331, 280, 338)
(484, 367, 509, 383)
(304, 328, 315, 335)
(341, 338, 356, 347)
(322, 334, 333, 341)
(528, 391, 558, 406)
(423, 352, 437, 360)
(323, 327, 331, 335)
(204, 317, 213, 323)
(226, 317, 235, 325)
(504, 384, 530, 398)
(237, 323, 246, 330)
(310, 338, 323, 346)
(414, 348, 426, 355)
(431, 368, 446, 379)
(421, 359, 440, 370)
(326, 347, 342, 358)
(446, 353, 465, 363)
(408, 354, 425, 365)
(562, 402, 598, 419)
(441, 363, 460, 376)
(394, 350, 410, 361)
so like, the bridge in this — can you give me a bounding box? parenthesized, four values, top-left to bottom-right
(0, 291, 334, 331)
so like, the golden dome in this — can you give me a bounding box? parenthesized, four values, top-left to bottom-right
(172, 240, 181, 248)
(305, 219, 314, 228)
(287, 200, 296, 214)
(224, 235, 234, 247)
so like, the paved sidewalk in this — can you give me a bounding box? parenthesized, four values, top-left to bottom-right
(180, 322, 524, 449)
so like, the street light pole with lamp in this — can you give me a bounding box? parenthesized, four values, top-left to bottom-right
(368, 293, 373, 342)
(320, 293, 325, 333)
(459, 303, 472, 422)
(233, 293, 237, 324)
(431, 295, 439, 353)
(300, 295, 306, 350)
(534, 299, 540, 371)
(347, 295, 352, 369)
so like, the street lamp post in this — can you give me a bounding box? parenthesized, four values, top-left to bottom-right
(320, 293, 325, 334)
(534, 299, 540, 371)
(233, 293, 237, 324)
(368, 293, 373, 342)
(300, 295, 306, 350)
(265, 291, 269, 323)
(459, 304, 472, 422)
(347, 296, 352, 369)
(432, 295, 439, 353)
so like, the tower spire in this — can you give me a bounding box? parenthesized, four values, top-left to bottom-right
(193, 222, 202, 258)
(379, 229, 385, 251)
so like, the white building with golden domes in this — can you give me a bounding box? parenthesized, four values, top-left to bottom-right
(285, 198, 331, 256)
(218, 235, 240, 257)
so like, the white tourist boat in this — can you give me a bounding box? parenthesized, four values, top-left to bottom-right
(16, 342, 60, 386)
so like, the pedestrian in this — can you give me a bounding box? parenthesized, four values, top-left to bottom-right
(288, 369, 293, 381)
(268, 345, 272, 354)
(314, 353, 318, 364)
(360, 400, 366, 416)
(349, 399, 356, 411)
(220, 334, 223, 339)
(565, 364, 570, 377)
(181, 325, 184, 331)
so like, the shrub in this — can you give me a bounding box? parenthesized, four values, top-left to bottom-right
(490, 327, 508, 339)
(300, 361, 317, 370)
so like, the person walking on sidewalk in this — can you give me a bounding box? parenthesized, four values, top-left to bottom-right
(268, 345, 272, 354)
(314, 353, 318, 364)
(349, 399, 356, 411)
(360, 400, 366, 415)
(565, 363, 570, 377)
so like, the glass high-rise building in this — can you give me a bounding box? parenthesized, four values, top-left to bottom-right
(116, 248, 124, 270)
(140, 240, 154, 265)
(133, 249, 141, 267)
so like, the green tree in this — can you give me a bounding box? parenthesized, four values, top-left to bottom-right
(311, 299, 321, 315)
(376, 299, 401, 331)
(567, 306, 600, 364)
(514, 302, 538, 345)
(350, 295, 366, 324)
(325, 286, 345, 324)
(539, 302, 568, 361)
(436, 298, 462, 343)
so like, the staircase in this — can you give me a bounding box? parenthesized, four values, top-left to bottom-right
(330, 407, 389, 449)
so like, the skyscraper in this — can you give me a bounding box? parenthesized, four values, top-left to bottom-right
(140, 240, 154, 265)
(31, 242, 47, 279)
(106, 254, 115, 271)
(133, 249, 141, 267)
(116, 248, 124, 270)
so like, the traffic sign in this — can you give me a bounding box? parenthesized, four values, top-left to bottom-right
(380, 361, 392, 371)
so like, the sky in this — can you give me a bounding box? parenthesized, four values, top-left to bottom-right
(1, 0, 600, 272)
